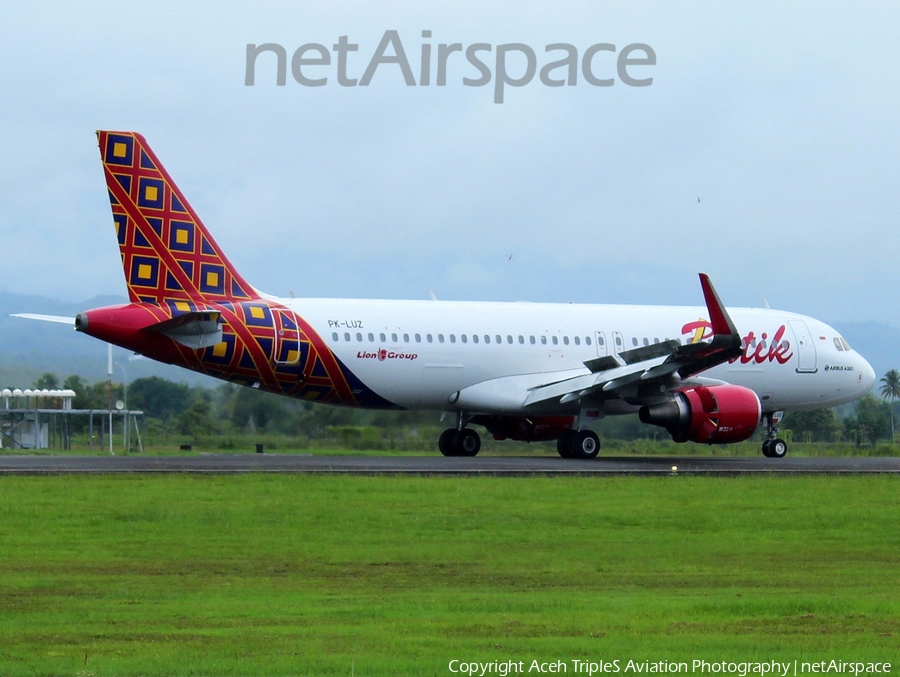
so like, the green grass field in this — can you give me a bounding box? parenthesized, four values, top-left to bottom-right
(0, 475, 898, 676)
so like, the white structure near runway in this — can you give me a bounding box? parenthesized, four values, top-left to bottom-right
(0, 388, 143, 452)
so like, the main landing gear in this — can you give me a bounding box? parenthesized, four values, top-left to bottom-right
(556, 429, 601, 460)
(761, 411, 787, 458)
(438, 427, 481, 457)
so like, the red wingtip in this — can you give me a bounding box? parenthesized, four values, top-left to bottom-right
(699, 273, 737, 336)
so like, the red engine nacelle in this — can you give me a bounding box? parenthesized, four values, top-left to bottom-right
(480, 415, 576, 442)
(638, 385, 761, 444)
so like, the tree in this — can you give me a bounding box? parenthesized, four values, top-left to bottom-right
(879, 369, 900, 443)
(177, 399, 217, 438)
(230, 387, 289, 433)
(785, 408, 840, 443)
(845, 394, 891, 446)
(33, 372, 59, 389)
(128, 377, 191, 420)
(63, 375, 91, 410)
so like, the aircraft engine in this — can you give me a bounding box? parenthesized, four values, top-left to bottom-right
(478, 415, 576, 442)
(638, 385, 761, 444)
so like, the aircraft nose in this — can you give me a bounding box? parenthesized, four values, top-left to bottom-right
(857, 354, 876, 395)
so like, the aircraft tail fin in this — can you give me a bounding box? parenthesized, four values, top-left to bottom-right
(97, 131, 259, 304)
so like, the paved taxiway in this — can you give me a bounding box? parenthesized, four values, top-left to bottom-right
(0, 454, 898, 475)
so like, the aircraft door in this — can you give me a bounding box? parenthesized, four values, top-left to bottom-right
(274, 308, 302, 365)
(788, 320, 817, 373)
(595, 332, 608, 357)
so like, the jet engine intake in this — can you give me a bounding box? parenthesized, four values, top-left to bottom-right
(639, 385, 761, 444)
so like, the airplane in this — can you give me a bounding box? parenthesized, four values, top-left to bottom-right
(16, 131, 876, 459)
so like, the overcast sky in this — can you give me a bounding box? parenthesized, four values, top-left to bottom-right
(1, 1, 898, 326)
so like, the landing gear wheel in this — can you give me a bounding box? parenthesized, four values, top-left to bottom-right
(453, 428, 481, 457)
(557, 430, 575, 458)
(762, 438, 788, 458)
(439, 428, 457, 456)
(570, 430, 601, 460)
(769, 438, 787, 458)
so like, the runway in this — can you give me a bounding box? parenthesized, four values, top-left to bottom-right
(0, 453, 898, 475)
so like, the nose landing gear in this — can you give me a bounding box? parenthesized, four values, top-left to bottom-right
(761, 411, 787, 458)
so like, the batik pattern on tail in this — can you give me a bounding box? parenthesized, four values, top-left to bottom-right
(95, 131, 395, 408)
(99, 131, 256, 304)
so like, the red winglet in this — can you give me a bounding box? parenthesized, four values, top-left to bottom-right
(699, 273, 738, 336)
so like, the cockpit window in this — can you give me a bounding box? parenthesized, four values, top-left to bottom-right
(840, 337, 851, 351)
(833, 337, 844, 352)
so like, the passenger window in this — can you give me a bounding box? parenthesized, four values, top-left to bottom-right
(403, 333, 409, 342)
(472, 334, 479, 344)
(392, 333, 398, 342)
(380, 333, 386, 342)
(585, 336, 591, 346)
(529, 336, 536, 344)
(496, 335, 502, 344)
(552, 336, 558, 345)
(518, 335, 524, 344)
(438, 334, 445, 343)
(615, 336, 622, 347)
(356, 332, 362, 342)
(344, 332, 351, 342)
(541, 336, 547, 345)
(368, 333, 374, 342)
(427, 334, 433, 343)
(643, 338, 649, 346)
(450, 334, 456, 343)
(507, 335, 513, 344)
(632, 337, 638, 347)
(415, 333, 421, 342)
(563, 336, 570, 345)
(653, 338, 659, 344)
(574, 336, 580, 346)
(484, 335, 490, 344)
(332, 332, 339, 341)
(461, 334, 468, 343)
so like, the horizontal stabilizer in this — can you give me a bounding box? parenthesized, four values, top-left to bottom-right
(10, 313, 75, 325)
(147, 311, 223, 350)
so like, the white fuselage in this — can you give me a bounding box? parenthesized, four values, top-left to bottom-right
(283, 297, 875, 414)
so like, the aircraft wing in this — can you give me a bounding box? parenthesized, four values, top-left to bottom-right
(523, 274, 743, 407)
